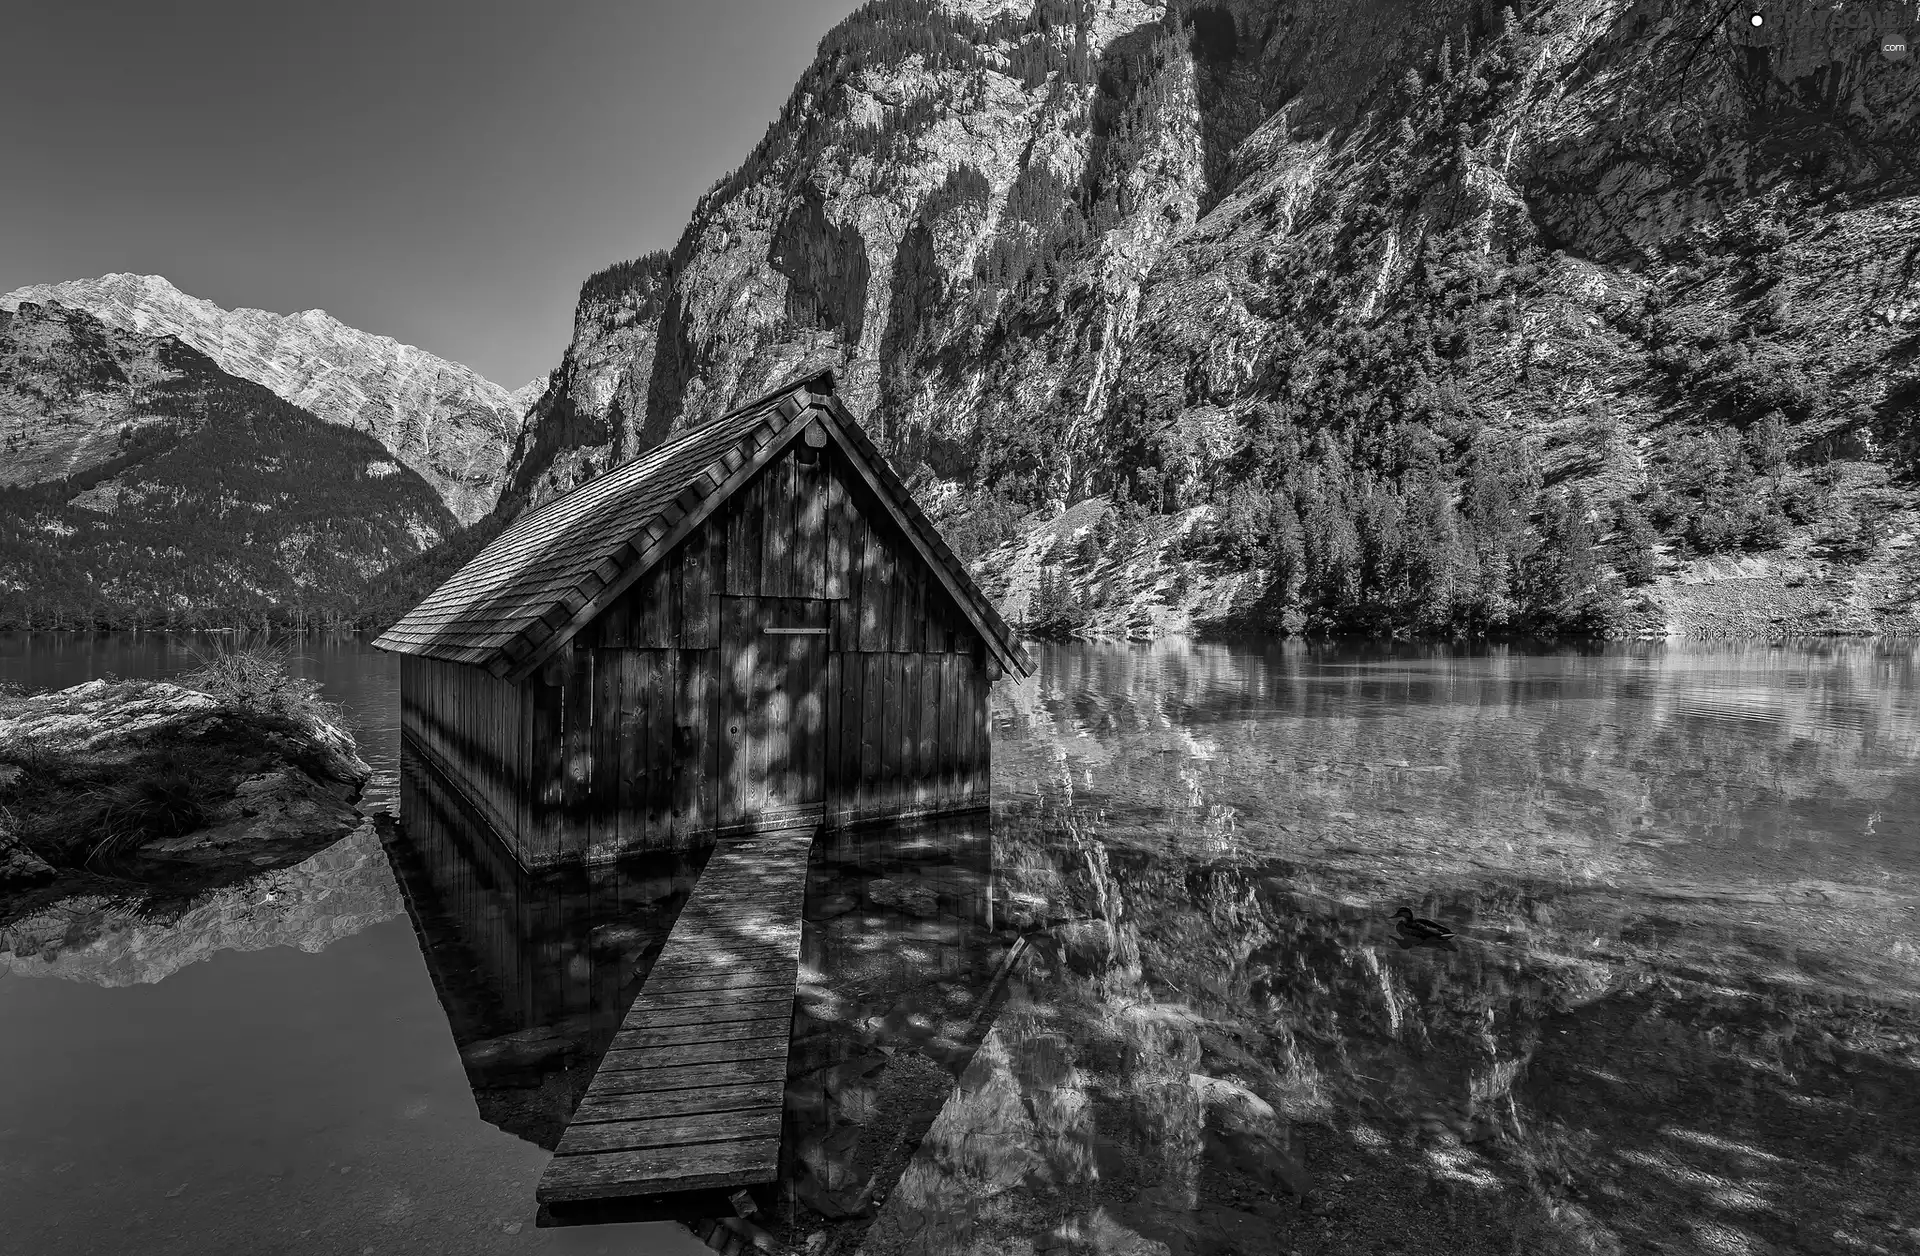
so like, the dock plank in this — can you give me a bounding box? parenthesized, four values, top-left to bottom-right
(612, 1017, 791, 1051)
(596, 1034, 787, 1073)
(636, 974, 794, 997)
(626, 990, 794, 1016)
(639, 965, 793, 988)
(540, 1138, 782, 1202)
(643, 949, 793, 978)
(557, 1107, 782, 1156)
(585, 1056, 788, 1097)
(570, 1081, 783, 1125)
(538, 827, 813, 1210)
(621, 999, 793, 1029)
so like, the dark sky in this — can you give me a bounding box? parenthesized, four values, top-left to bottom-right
(4, 0, 863, 388)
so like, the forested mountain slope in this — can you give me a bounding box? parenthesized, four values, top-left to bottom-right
(489, 0, 1920, 640)
(0, 302, 455, 629)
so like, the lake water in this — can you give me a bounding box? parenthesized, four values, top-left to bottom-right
(3, 633, 1918, 1256)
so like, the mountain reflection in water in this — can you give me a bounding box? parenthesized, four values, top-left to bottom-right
(386, 641, 1920, 1256)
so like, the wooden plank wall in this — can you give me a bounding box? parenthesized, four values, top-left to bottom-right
(526, 644, 720, 864)
(820, 439, 991, 828)
(827, 651, 988, 827)
(399, 654, 534, 865)
(537, 520, 726, 864)
(514, 439, 994, 865)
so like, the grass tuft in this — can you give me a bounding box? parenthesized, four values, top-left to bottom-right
(80, 757, 207, 871)
(175, 634, 341, 733)
(2, 638, 366, 882)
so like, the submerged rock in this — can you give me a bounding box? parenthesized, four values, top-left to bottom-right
(459, 1027, 576, 1084)
(0, 825, 55, 888)
(867, 877, 940, 917)
(1189, 1073, 1312, 1200)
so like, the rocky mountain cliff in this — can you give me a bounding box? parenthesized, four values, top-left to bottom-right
(0, 301, 455, 628)
(500, 0, 1920, 639)
(1, 300, 188, 488)
(1, 273, 529, 526)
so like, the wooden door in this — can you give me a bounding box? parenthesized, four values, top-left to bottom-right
(718, 596, 829, 830)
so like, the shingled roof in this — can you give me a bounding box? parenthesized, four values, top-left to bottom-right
(373, 369, 1033, 681)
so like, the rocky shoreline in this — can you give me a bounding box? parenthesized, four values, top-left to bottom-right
(0, 671, 374, 926)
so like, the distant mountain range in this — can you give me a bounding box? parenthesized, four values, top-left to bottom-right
(1, 273, 533, 526)
(0, 300, 456, 629)
(0, 274, 549, 630)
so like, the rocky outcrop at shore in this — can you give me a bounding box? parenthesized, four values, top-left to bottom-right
(3, 677, 369, 786)
(0, 675, 374, 909)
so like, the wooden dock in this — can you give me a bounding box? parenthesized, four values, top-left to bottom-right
(536, 828, 814, 1214)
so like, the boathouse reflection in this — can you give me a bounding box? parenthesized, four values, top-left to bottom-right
(385, 738, 1008, 1218)
(386, 742, 703, 1148)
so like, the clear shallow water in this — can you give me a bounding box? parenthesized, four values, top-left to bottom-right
(975, 641, 1920, 1256)
(3, 634, 1918, 1255)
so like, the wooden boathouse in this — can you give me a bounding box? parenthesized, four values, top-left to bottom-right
(373, 368, 1032, 870)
